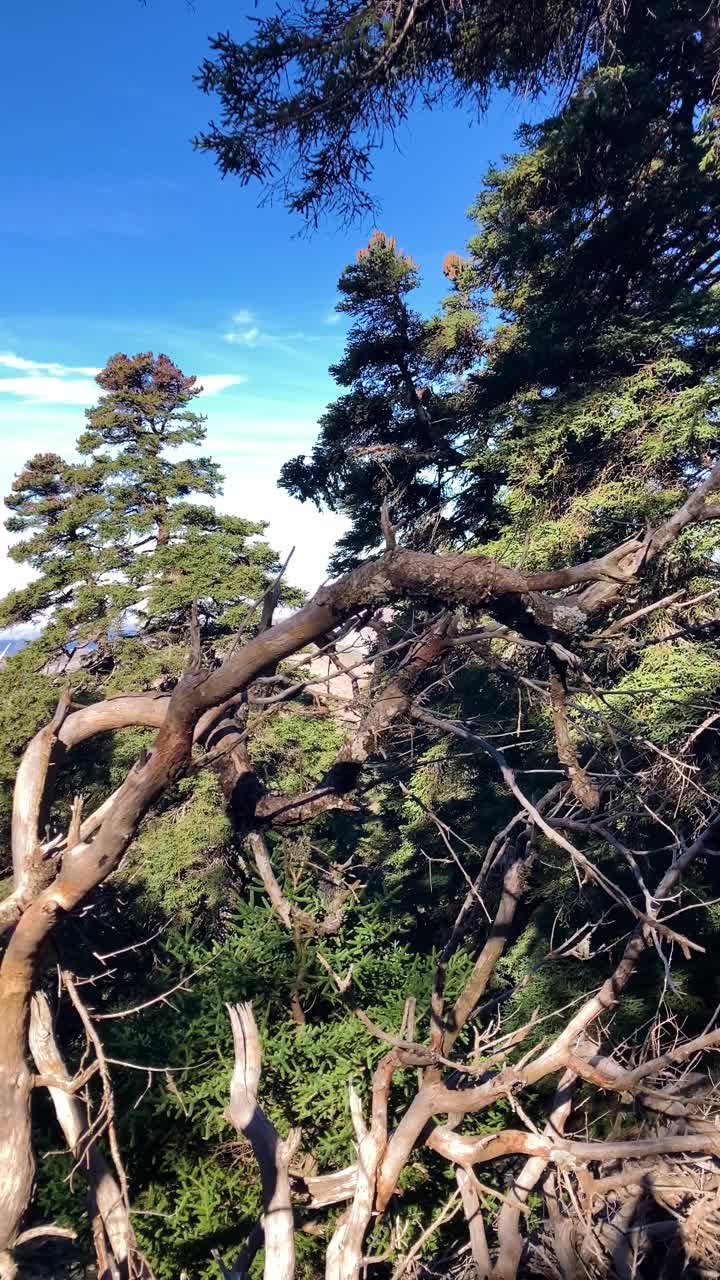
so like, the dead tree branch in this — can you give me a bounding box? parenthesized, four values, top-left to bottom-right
(28, 991, 155, 1280)
(224, 1004, 301, 1280)
(1, 464, 719, 1263)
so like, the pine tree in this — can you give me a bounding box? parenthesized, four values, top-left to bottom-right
(280, 232, 473, 571)
(2, 352, 290, 660)
(2, 450, 119, 653)
(457, 5, 720, 572)
(285, 6, 720, 578)
(0, 352, 296, 857)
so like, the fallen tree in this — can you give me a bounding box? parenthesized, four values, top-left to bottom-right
(2, 455, 720, 1278)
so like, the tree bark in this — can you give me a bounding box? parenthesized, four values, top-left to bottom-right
(28, 992, 155, 1280)
(225, 1004, 300, 1280)
(2, 464, 720, 1261)
(325, 1053, 398, 1280)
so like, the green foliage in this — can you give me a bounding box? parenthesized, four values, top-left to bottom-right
(280, 1, 720, 579)
(0, 662, 59, 840)
(37, 874, 469, 1278)
(2, 352, 294, 653)
(119, 771, 233, 920)
(250, 707, 345, 792)
(605, 642, 720, 746)
(7, 11, 720, 1277)
(194, 0, 663, 225)
(458, 3, 720, 561)
(102, 638, 188, 695)
(280, 231, 471, 571)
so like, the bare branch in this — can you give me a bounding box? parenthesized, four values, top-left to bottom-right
(327, 1034, 410, 1278)
(28, 991, 155, 1279)
(411, 707, 703, 951)
(380, 497, 397, 551)
(391, 1189, 462, 1280)
(225, 1004, 300, 1280)
(2, 464, 720, 1260)
(548, 668, 600, 810)
(456, 1166, 493, 1275)
(248, 831, 347, 936)
(432, 836, 534, 1059)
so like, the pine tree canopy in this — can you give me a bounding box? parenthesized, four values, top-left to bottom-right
(283, 4, 720, 574)
(194, 0, 720, 225)
(4, 8, 720, 1280)
(1, 352, 291, 653)
(280, 231, 473, 571)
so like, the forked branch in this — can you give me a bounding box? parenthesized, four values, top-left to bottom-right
(224, 1003, 300, 1280)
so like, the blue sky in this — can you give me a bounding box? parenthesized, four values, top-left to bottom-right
(0, 0, 544, 610)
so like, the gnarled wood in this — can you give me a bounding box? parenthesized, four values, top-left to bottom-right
(29, 992, 155, 1280)
(225, 1004, 300, 1280)
(325, 1052, 398, 1280)
(1, 466, 720, 1262)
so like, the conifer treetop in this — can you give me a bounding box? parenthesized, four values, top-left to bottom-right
(1, 351, 293, 652)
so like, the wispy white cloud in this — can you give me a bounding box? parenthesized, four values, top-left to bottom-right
(0, 352, 101, 376)
(0, 353, 247, 407)
(322, 309, 341, 326)
(224, 310, 260, 347)
(224, 325, 260, 347)
(0, 352, 102, 405)
(197, 374, 248, 395)
(0, 375, 101, 406)
(223, 312, 330, 355)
